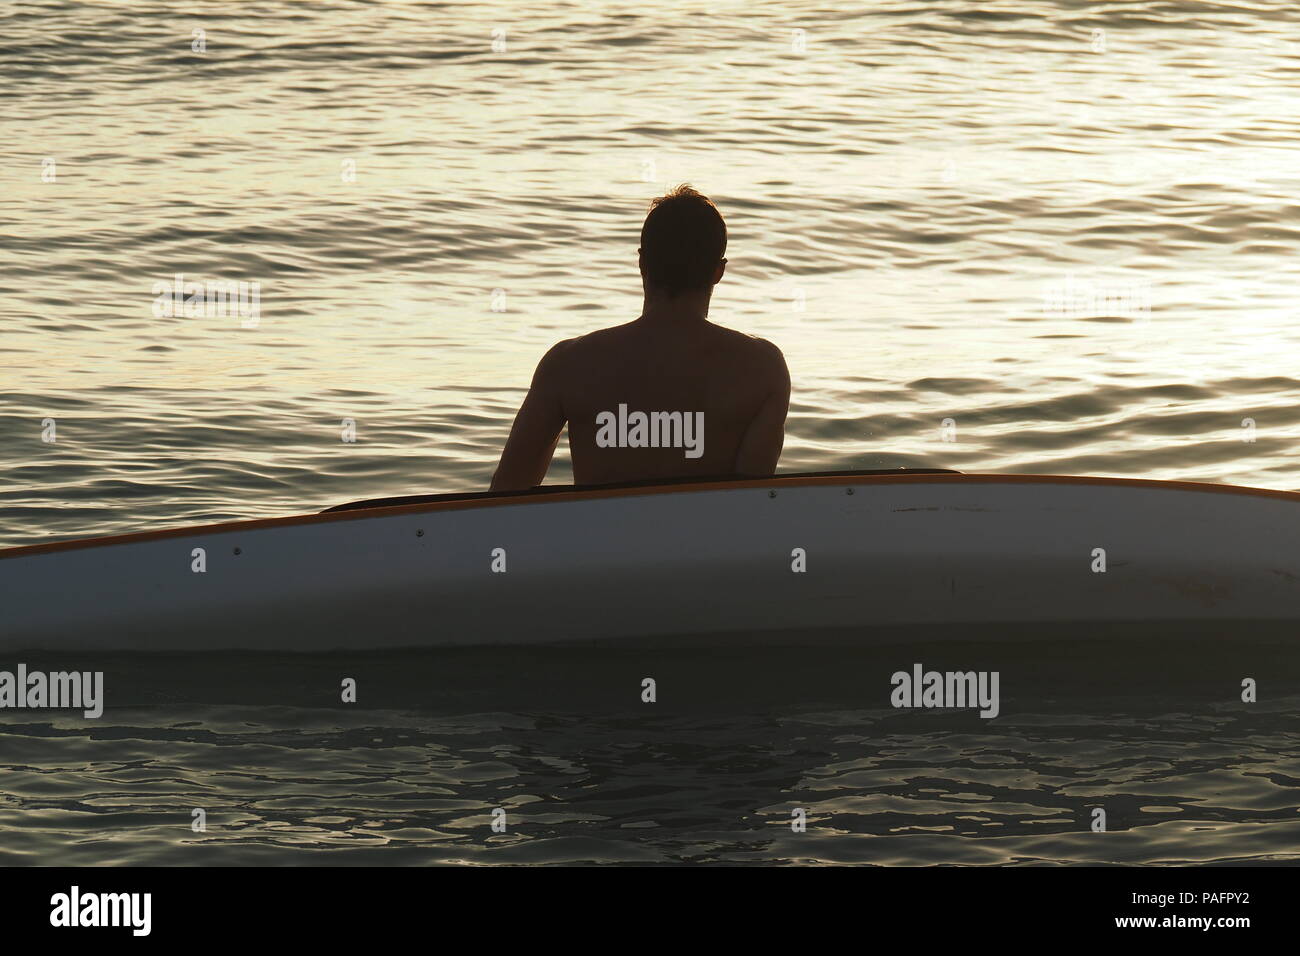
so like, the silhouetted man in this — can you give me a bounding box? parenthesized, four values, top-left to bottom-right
(491, 184, 790, 491)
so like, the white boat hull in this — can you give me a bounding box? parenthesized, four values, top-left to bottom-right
(2, 474, 1299, 651)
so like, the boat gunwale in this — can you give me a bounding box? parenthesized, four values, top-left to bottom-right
(3, 471, 1299, 560)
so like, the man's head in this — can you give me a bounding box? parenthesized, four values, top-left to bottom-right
(638, 184, 727, 299)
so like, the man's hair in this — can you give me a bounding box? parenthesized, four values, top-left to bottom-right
(639, 184, 727, 297)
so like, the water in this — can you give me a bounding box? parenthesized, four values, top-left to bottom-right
(2, 645, 1298, 865)
(3, 0, 1299, 864)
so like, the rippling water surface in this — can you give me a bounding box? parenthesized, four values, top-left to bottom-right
(2, 645, 1298, 865)
(3, 0, 1300, 864)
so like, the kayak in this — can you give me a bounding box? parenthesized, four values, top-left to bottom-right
(2, 470, 1299, 651)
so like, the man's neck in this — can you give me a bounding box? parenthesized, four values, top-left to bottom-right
(639, 294, 711, 325)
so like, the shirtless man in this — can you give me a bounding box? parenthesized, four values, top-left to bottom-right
(491, 184, 790, 491)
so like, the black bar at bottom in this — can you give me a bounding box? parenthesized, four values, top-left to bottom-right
(0, 865, 1282, 943)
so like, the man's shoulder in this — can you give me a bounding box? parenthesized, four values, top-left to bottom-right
(542, 321, 786, 372)
(532, 336, 582, 385)
(743, 331, 786, 362)
(534, 326, 629, 383)
(575, 320, 641, 343)
(542, 323, 648, 367)
(709, 325, 787, 368)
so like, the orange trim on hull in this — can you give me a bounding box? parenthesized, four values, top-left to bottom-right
(2, 472, 1299, 560)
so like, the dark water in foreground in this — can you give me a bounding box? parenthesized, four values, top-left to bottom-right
(2, 640, 1297, 865)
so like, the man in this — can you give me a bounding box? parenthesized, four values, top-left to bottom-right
(491, 184, 790, 491)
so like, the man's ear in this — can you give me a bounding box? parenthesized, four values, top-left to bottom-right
(713, 259, 726, 284)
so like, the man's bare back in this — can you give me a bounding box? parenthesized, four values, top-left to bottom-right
(491, 185, 790, 490)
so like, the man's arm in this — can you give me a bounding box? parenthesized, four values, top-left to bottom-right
(733, 342, 790, 476)
(490, 341, 571, 491)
